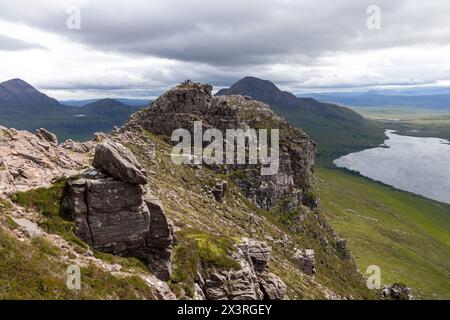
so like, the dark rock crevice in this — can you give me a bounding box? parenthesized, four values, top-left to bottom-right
(83, 181, 95, 248)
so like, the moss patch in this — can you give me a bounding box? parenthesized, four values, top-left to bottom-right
(171, 229, 240, 297)
(10, 178, 88, 249)
(0, 198, 12, 214)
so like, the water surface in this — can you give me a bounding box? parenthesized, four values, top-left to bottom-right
(334, 130, 450, 204)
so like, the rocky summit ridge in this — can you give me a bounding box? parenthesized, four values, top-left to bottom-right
(129, 80, 319, 211)
(0, 81, 383, 300)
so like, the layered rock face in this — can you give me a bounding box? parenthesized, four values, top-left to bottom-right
(62, 140, 173, 280)
(129, 81, 318, 211)
(201, 239, 286, 300)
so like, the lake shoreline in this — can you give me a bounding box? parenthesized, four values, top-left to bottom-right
(333, 130, 450, 205)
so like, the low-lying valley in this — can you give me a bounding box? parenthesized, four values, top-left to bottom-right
(0, 80, 448, 300)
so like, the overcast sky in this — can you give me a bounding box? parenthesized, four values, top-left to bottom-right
(0, 0, 449, 99)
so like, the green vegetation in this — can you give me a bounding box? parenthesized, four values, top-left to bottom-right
(11, 178, 88, 249)
(130, 128, 377, 299)
(317, 167, 450, 299)
(11, 178, 67, 219)
(93, 251, 149, 273)
(0, 228, 154, 299)
(0, 198, 12, 214)
(171, 229, 240, 297)
(352, 106, 450, 141)
(272, 106, 385, 166)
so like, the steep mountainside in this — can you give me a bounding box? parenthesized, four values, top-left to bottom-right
(217, 77, 386, 165)
(63, 98, 150, 107)
(317, 168, 450, 299)
(67, 99, 139, 117)
(0, 81, 380, 300)
(0, 79, 62, 115)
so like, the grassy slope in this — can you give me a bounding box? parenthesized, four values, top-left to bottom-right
(0, 198, 155, 300)
(317, 168, 450, 299)
(274, 106, 386, 166)
(126, 129, 377, 300)
(350, 107, 450, 141)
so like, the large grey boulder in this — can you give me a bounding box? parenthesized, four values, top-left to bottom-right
(145, 199, 174, 248)
(62, 172, 150, 253)
(293, 249, 316, 275)
(244, 238, 271, 272)
(36, 128, 58, 145)
(139, 199, 174, 280)
(204, 269, 263, 300)
(93, 140, 148, 184)
(63, 142, 173, 280)
(257, 271, 287, 300)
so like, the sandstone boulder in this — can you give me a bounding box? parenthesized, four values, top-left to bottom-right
(244, 238, 271, 272)
(36, 128, 58, 145)
(145, 199, 174, 248)
(140, 199, 174, 280)
(93, 140, 148, 184)
(62, 143, 173, 280)
(60, 139, 92, 153)
(293, 249, 316, 275)
(62, 172, 150, 252)
(257, 271, 287, 300)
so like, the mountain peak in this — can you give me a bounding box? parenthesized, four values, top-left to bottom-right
(84, 98, 127, 108)
(1, 78, 37, 91)
(0, 78, 61, 113)
(216, 76, 299, 108)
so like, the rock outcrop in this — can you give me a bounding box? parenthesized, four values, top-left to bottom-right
(62, 140, 173, 280)
(335, 238, 351, 260)
(128, 81, 318, 211)
(140, 199, 174, 280)
(201, 238, 286, 300)
(60, 139, 92, 153)
(36, 128, 58, 145)
(93, 140, 148, 185)
(293, 249, 316, 275)
(0, 126, 88, 196)
(381, 283, 412, 300)
(212, 180, 228, 203)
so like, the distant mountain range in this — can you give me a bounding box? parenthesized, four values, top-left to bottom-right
(302, 91, 450, 109)
(62, 98, 150, 107)
(0, 79, 144, 141)
(217, 77, 386, 165)
(1, 77, 388, 163)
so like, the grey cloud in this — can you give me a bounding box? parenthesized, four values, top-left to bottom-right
(2, 0, 450, 95)
(1, 0, 449, 66)
(0, 34, 46, 51)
